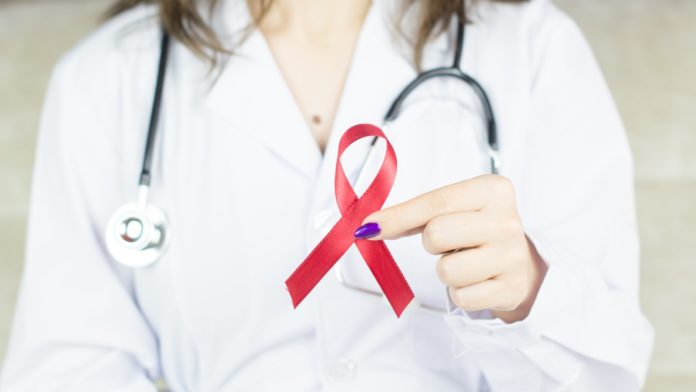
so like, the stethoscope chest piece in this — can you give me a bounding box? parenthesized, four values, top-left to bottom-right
(105, 201, 169, 268)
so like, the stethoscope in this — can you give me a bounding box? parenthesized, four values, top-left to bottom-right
(105, 17, 499, 311)
(104, 31, 171, 268)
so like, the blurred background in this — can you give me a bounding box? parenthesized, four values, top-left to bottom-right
(0, 0, 694, 390)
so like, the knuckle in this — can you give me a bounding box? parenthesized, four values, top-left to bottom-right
(487, 175, 515, 196)
(436, 256, 455, 284)
(504, 276, 528, 309)
(494, 175, 514, 191)
(510, 243, 529, 263)
(512, 277, 527, 297)
(502, 238, 529, 266)
(422, 220, 445, 254)
(450, 287, 469, 309)
(428, 193, 449, 216)
(500, 218, 523, 236)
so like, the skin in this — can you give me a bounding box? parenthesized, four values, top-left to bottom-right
(251, 0, 372, 153)
(362, 176, 548, 323)
(253, 0, 547, 322)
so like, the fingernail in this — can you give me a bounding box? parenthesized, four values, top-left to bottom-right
(354, 222, 381, 239)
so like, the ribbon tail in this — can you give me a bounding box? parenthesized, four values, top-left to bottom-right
(285, 218, 356, 308)
(355, 240, 415, 317)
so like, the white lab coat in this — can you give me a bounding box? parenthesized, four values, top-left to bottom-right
(1, 0, 654, 390)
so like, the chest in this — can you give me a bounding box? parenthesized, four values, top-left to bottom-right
(115, 17, 533, 384)
(143, 75, 495, 322)
(261, 28, 362, 152)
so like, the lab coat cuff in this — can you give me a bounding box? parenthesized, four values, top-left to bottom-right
(443, 265, 583, 386)
(440, 239, 550, 352)
(443, 304, 542, 354)
(443, 232, 585, 385)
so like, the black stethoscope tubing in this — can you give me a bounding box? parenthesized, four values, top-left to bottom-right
(383, 20, 498, 157)
(108, 16, 500, 267)
(138, 19, 499, 189)
(139, 32, 170, 189)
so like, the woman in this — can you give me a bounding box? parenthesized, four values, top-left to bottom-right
(1, 0, 653, 390)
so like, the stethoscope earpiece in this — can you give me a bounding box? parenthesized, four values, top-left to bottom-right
(105, 200, 169, 268)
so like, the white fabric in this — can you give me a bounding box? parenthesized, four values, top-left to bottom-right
(0, 0, 653, 390)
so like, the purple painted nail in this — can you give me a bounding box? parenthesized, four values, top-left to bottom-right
(354, 222, 381, 239)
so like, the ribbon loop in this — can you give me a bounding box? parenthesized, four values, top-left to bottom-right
(285, 124, 414, 317)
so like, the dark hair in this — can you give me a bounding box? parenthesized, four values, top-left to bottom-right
(107, 0, 525, 69)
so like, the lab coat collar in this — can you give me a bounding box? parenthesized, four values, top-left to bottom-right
(305, 0, 418, 213)
(205, 0, 322, 180)
(204, 0, 451, 184)
(308, 1, 453, 213)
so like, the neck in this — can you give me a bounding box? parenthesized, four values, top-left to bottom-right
(248, 0, 372, 42)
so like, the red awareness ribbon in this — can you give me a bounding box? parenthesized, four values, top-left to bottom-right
(285, 123, 415, 317)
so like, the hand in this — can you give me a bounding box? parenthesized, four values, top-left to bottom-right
(354, 175, 547, 323)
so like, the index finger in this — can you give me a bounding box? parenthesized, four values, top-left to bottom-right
(358, 175, 497, 240)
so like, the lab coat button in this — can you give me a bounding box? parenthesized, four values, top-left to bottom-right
(329, 356, 357, 382)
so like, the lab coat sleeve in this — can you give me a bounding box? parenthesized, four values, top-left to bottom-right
(0, 52, 160, 391)
(443, 6, 654, 392)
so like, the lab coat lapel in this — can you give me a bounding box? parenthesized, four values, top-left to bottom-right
(309, 0, 418, 215)
(205, 0, 452, 206)
(205, 5, 322, 180)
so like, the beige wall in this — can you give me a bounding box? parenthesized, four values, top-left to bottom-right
(1, 0, 694, 390)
